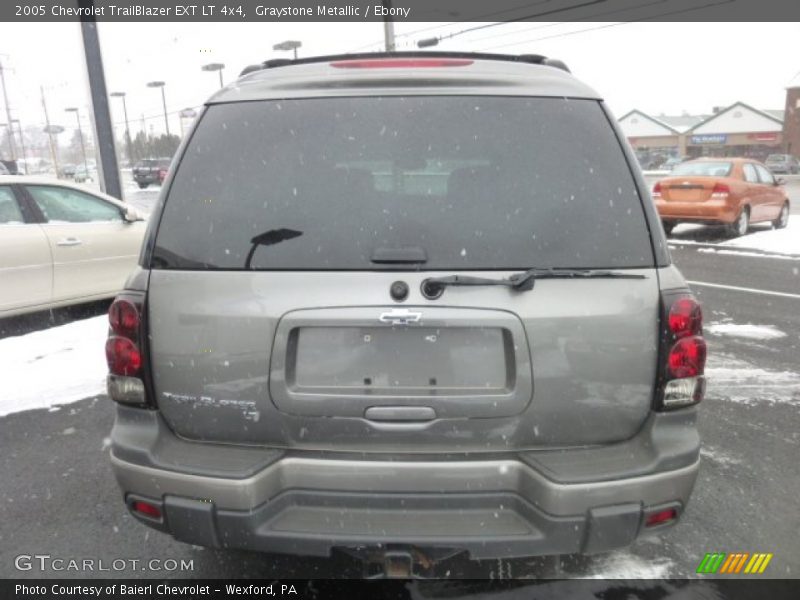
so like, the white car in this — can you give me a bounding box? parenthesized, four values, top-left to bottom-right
(0, 176, 148, 317)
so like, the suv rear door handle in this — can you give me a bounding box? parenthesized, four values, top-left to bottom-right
(57, 237, 83, 247)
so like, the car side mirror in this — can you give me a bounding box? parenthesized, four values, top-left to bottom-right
(122, 206, 144, 222)
(775, 178, 785, 186)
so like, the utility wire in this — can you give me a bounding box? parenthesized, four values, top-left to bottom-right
(477, 0, 735, 51)
(345, 0, 567, 52)
(462, 0, 668, 45)
(414, 0, 608, 47)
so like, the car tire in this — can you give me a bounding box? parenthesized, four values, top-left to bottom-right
(137, 182, 148, 189)
(772, 202, 790, 229)
(727, 207, 749, 238)
(662, 221, 675, 235)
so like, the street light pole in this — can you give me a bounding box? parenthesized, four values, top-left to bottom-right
(0, 60, 17, 160)
(41, 86, 61, 177)
(65, 107, 88, 173)
(147, 81, 170, 136)
(201, 63, 226, 89)
(382, 0, 396, 51)
(11, 120, 28, 169)
(111, 92, 134, 164)
(273, 40, 302, 60)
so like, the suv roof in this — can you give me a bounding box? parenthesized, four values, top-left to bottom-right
(209, 52, 600, 105)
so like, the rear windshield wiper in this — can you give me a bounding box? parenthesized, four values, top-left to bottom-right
(245, 228, 303, 269)
(422, 268, 646, 297)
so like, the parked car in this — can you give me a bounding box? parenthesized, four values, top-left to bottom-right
(59, 164, 77, 179)
(1, 159, 19, 175)
(654, 157, 790, 236)
(660, 156, 686, 171)
(132, 158, 171, 189)
(764, 153, 799, 174)
(0, 177, 147, 318)
(0, 162, 9, 176)
(74, 165, 94, 183)
(106, 52, 705, 572)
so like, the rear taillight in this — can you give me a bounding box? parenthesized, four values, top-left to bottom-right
(656, 292, 706, 410)
(106, 293, 150, 407)
(106, 336, 142, 376)
(644, 507, 678, 528)
(109, 298, 139, 336)
(652, 182, 662, 199)
(668, 297, 702, 339)
(132, 500, 162, 520)
(711, 182, 730, 198)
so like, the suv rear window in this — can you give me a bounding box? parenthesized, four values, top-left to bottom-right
(152, 96, 653, 270)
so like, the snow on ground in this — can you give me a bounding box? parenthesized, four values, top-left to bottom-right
(0, 316, 108, 417)
(669, 221, 800, 257)
(705, 353, 800, 405)
(584, 551, 675, 579)
(705, 322, 788, 340)
(700, 445, 743, 467)
(721, 220, 800, 256)
(695, 247, 798, 261)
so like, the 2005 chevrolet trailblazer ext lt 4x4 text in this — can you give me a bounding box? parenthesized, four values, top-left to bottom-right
(104, 52, 706, 572)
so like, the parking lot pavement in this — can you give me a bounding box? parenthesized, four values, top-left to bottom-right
(1, 209, 798, 579)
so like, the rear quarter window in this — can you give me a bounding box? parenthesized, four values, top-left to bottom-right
(152, 96, 654, 270)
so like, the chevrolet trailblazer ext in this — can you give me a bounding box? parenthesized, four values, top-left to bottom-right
(105, 53, 705, 573)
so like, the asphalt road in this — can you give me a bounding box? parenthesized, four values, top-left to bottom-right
(1, 181, 798, 581)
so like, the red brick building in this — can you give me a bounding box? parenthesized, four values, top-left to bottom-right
(783, 85, 800, 155)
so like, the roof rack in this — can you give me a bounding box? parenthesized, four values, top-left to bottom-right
(238, 51, 570, 77)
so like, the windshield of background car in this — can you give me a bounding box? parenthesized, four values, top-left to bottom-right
(152, 96, 654, 271)
(766, 155, 786, 162)
(671, 161, 733, 177)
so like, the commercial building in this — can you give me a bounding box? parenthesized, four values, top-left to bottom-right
(620, 101, 785, 166)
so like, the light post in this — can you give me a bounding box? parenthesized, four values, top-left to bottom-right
(110, 91, 134, 165)
(0, 61, 16, 160)
(64, 107, 88, 173)
(11, 119, 28, 169)
(147, 81, 170, 136)
(273, 40, 302, 59)
(201, 62, 225, 88)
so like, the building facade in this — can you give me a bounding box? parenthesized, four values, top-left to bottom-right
(619, 102, 786, 166)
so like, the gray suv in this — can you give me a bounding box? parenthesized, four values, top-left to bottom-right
(106, 53, 706, 570)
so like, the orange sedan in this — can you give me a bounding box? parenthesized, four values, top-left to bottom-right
(653, 158, 790, 237)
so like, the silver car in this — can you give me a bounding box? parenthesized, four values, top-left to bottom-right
(105, 53, 706, 572)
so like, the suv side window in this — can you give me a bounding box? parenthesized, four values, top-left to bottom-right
(754, 165, 775, 185)
(0, 186, 25, 224)
(742, 163, 759, 183)
(26, 186, 122, 223)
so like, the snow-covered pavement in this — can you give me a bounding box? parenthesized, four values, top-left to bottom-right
(0, 315, 107, 417)
(669, 220, 800, 257)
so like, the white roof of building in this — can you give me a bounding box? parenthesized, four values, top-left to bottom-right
(689, 102, 784, 135)
(617, 110, 677, 137)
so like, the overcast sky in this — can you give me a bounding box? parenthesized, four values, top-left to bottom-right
(1, 21, 799, 141)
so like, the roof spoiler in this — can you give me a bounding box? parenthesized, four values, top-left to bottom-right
(238, 51, 570, 77)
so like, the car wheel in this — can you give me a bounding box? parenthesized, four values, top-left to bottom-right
(137, 182, 148, 189)
(728, 207, 749, 238)
(773, 202, 790, 229)
(662, 221, 675, 235)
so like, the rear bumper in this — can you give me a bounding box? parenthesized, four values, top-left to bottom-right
(110, 408, 700, 559)
(655, 199, 738, 224)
